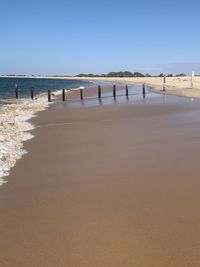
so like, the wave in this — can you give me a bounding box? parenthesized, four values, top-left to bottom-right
(0, 87, 89, 186)
(0, 89, 70, 185)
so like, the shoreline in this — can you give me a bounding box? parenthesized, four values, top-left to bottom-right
(0, 84, 113, 185)
(0, 81, 197, 185)
(1, 77, 199, 185)
(0, 94, 52, 184)
(1, 75, 200, 99)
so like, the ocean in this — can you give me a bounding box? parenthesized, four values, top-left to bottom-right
(0, 77, 93, 99)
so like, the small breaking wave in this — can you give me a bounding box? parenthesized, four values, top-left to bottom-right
(0, 87, 85, 186)
(0, 92, 60, 185)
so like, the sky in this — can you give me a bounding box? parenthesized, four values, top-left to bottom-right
(1, 0, 200, 75)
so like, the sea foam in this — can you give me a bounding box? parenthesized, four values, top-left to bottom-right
(0, 94, 53, 186)
(0, 87, 85, 186)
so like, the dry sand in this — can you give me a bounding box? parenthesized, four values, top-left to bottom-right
(1, 86, 200, 266)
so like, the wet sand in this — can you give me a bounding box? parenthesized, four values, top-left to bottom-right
(1, 86, 200, 266)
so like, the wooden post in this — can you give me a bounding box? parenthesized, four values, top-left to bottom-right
(125, 85, 128, 97)
(62, 89, 66, 101)
(142, 84, 146, 98)
(31, 87, 34, 100)
(113, 85, 116, 98)
(191, 71, 194, 89)
(48, 90, 51, 102)
(15, 84, 19, 99)
(80, 88, 83, 100)
(163, 75, 166, 92)
(98, 85, 101, 98)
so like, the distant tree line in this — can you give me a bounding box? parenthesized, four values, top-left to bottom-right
(76, 72, 189, 78)
(76, 71, 145, 77)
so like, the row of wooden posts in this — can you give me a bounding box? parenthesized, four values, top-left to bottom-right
(49, 84, 147, 102)
(14, 84, 148, 102)
(14, 76, 170, 101)
(15, 85, 34, 100)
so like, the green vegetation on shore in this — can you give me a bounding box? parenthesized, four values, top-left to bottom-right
(76, 72, 187, 78)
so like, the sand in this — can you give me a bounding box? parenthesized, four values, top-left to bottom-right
(0, 86, 200, 266)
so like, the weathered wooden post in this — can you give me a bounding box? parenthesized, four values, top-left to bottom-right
(15, 84, 19, 99)
(80, 88, 83, 100)
(191, 71, 194, 89)
(163, 75, 166, 92)
(98, 85, 101, 98)
(62, 89, 66, 101)
(48, 90, 51, 102)
(31, 87, 34, 100)
(113, 85, 116, 98)
(142, 84, 146, 98)
(125, 85, 128, 97)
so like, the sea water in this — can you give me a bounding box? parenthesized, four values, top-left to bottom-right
(0, 77, 92, 98)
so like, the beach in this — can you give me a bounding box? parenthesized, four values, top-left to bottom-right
(1, 85, 200, 266)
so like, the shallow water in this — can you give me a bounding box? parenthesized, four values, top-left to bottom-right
(58, 84, 199, 109)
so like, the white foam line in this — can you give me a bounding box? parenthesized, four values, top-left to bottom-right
(0, 94, 52, 186)
(69, 86, 86, 91)
(50, 86, 86, 98)
(0, 85, 89, 186)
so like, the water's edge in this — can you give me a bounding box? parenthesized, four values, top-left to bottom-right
(0, 87, 87, 186)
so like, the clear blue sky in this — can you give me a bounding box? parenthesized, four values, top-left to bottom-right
(1, 0, 200, 75)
